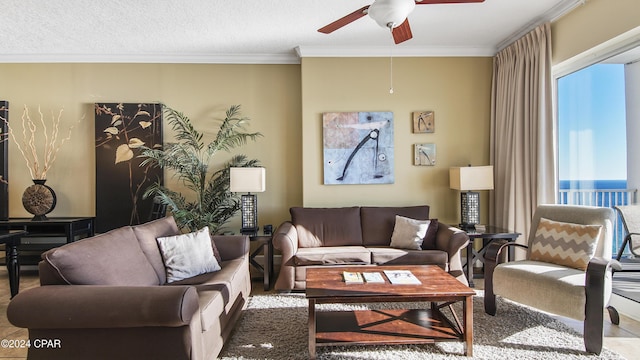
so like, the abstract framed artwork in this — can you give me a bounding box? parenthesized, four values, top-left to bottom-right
(94, 103, 163, 232)
(323, 112, 394, 185)
(0, 101, 8, 220)
(414, 143, 436, 166)
(413, 111, 435, 133)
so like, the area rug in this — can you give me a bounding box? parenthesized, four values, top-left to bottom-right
(219, 292, 624, 360)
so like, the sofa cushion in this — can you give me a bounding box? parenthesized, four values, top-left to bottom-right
(421, 219, 439, 250)
(157, 227, 221, 283)
(43, 226, 160, 285)
(530, 217, 602, 271)
(291, 207, 363, 247)
(494, 260, 588, 320)
(294, 246, 371, 265)
(132, 216, 181, 284)
(390, 215, 429, 250)
(361, 206, 430, 246)
(170, 257, 249, 331)
(369, 247, 448, 267)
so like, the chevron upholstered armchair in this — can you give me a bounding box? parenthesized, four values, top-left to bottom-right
(483, 204, 621, 355)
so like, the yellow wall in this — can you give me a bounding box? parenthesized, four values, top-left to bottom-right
(2, 0, 635, 231)
(552, 0, 640, 64)
(0, 63, 302, 230)
(300, 57, 493, 223)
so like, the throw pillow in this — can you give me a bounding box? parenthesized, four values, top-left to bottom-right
(421, 219, 439, 250)
(530, 217, 602, 271)
(156, 226, 221, 283)
(390, 215, 430, 250)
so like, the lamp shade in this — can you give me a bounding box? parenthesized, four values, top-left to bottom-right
(449, 166, 494, 191)
(230, 167, 265, 193)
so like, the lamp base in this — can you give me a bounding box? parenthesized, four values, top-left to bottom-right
(240, 194, 258, 234)
(460, 191, 480, 228)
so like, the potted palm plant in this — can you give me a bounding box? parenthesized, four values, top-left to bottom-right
(139, 104, 262, 234)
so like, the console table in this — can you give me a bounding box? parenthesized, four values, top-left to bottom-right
(0, 230, 27, 298)
(0, 217, 95, 266)
(461, 225, 520, 287)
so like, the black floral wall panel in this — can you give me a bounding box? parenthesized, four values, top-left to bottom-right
(0, 101, 7, 220)
(94, 103, 163, 233)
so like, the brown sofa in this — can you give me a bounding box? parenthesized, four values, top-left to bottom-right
(273, 206, 470, 291)
(7, 216, 250, 360)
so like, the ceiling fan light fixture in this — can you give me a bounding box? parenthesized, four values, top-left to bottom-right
(368, 0, 416, 29)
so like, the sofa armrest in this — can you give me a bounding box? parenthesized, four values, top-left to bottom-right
(434, 222, 470, 285)
(434, 223, 469, 257)
(272, 221, 299, 291)
(8, 285, 199, 329)
(213, 235, 250, 261)
(272, 221, 298, 257)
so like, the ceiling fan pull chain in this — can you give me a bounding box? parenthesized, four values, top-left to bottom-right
(389, 54, 393, 94)
(389, 44, 394, 94)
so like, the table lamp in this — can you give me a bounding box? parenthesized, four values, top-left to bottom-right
(449, 165, 494, 229)
(230, 167, 266, 233)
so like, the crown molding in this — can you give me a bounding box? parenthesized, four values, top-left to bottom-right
(295, 45, 496, 58)
(496, 0, 586, 51)
(0, 53, 301, 65)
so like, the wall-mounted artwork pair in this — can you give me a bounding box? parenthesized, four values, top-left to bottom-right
(94, 103, 163, 232)
(323, 112, 394, 185)
(413, 111, 435, 133)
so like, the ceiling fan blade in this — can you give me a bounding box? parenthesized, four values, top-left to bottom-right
(392, 19, 413, 44)
(415, 0, 485, 4)
(318, 6, 370, 34)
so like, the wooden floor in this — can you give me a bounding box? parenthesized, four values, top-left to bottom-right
(1, 271, 639, 359)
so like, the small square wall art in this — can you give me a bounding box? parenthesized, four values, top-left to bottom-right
(413, 111, 435, 133)
(414, 143, 436, 166)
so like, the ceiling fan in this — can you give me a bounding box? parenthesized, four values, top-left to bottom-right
(318, 0, 485, 45)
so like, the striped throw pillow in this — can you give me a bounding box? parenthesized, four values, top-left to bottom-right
(530, 217, 602, 271)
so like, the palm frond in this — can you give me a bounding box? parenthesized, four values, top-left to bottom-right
(162, 105, 204, 152)
(139, 105, 262, 233)
(207, 105, 263, 156)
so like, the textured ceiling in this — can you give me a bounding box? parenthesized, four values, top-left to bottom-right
(0, 0, 584, 63)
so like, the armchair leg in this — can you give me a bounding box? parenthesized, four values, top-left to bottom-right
(484, 251, 497, 315)
(584, 306, 604, 355)
(607, 305, 620, 326)
(585, 259, 607, 355)
(483, 240, 509, 316)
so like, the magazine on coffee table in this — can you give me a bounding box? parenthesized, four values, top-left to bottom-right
(383, 270, 422, 285)
(343, 271, 364, 284)
(362, 272, 385, 283)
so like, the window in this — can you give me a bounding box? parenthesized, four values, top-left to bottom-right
(555, 45, 640, 255)
(557, 63, 628, 206)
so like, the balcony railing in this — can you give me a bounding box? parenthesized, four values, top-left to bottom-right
(558, 188, 637, 257)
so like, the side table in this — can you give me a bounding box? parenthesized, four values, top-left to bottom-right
(243, 230, 274, 291)
(0, 230, 28, 298)
(461, 225, 520, 287)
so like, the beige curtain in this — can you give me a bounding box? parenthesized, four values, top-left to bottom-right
(490, 22, 556, 251)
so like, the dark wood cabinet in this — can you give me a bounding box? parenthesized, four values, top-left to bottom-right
(0, 217, 95, 265)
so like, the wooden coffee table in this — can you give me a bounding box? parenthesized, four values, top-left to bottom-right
(306, 265, 475, 358)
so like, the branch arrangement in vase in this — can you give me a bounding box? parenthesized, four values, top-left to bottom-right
(0, 105, 78, 180)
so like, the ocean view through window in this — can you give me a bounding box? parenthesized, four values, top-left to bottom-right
(557, 63, 635, 256)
